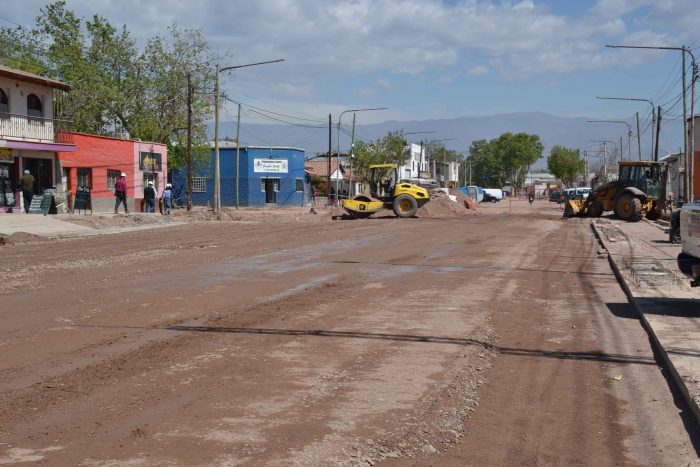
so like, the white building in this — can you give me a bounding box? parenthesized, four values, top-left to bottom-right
(400, 143, 426, 180)
(0, 65, 76, 212)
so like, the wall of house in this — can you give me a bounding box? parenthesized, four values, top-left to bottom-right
(57, 133, 167, 212)
(173, 146, 306, 207)
(0, 76, 54, 119)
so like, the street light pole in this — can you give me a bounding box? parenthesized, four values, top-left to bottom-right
(607, 44, 697, 200)
(596, 96, 656, 159)
(214, 59, 284, 212)
(587, 120, 632, 161)
(336, 107, 387, 203)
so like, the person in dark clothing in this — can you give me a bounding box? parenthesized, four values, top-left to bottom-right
(20, 170, 35, 214)
(144, 181, 156, 213)
(114, 173, 128, 214)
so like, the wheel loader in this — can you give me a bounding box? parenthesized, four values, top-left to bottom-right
(563, 161, 665, 222)
(342, 164, 430, 219)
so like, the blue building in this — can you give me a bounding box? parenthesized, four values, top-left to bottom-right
(172, 142, 308, 207)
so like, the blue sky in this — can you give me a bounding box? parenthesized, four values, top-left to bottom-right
(7, 1, 700, 150)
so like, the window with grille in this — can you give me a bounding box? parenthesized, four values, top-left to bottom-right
(192, 177, 206, 192)
(107, 170, 120, 191)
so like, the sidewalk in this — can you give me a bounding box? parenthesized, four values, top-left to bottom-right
(0, 212, 181, 239)
(591, 217, 700, 425)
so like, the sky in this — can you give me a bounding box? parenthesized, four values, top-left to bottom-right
(6, 0, 700, 152)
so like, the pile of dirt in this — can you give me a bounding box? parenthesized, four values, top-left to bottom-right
(418, 189, 478, 218)
(64, 214, 175, 229)
(171, 206, 326, 224)
(0, 232, 50, 245)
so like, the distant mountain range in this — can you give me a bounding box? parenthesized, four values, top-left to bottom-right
(209, 111, 683, 169)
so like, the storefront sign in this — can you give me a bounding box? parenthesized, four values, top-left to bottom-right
(0, 149, 12, 163)
(253, 159, 288, 173)
(139, 152, 162, 172)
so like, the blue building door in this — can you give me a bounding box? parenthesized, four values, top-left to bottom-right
(264, 178, 276, 203)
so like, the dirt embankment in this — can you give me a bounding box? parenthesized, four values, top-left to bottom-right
(417, 189, 478, 218)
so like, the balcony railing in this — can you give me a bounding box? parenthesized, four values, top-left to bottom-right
(0, 112, 74, 145)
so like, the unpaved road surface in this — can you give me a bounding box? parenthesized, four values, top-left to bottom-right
(1, 202, 698, 465)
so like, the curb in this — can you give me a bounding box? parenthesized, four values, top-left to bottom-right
(589, 221, 700, 426)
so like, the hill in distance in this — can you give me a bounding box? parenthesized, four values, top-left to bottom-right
(210, 111, 682, 169)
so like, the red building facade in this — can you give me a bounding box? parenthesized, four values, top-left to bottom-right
(57, 132, 167, 212)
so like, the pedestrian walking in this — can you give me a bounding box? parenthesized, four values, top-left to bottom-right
(114, 173, 128, 214)
(162, 183, 173, 215)
(144, 181, 156, 213)
(20, 169, 35, 214)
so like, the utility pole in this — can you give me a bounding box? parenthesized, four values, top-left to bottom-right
(469, 159, 472, 186)
(235, 103, 241, 209)
(583, 150, 589, 184)
(654, 106, 662, 162)
(186, 72, 193, 211)
(603, 142, 608, 178)
(348, 113, 356, 197)
(636, 112, 642, 161)
(620, 137, 623, 162)
(683, 47, 688, 200)
(214, 59, 284, 212)
(327, 113, 332, 206)
(607, 44, 696, 200)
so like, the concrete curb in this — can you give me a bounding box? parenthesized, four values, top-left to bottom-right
(589, 221, 700, 426)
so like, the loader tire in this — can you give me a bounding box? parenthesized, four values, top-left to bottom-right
(587, 201, 603, 218)
(614, 194, 643, 222)
(393, 194, 418, 218)
(563, 202, 576, 217)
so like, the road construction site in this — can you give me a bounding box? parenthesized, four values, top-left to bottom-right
(1, 198, 699, 466)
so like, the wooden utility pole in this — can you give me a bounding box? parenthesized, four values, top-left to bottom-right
(235, 103, 241, 209)
(186, 72, 193, 211)
(654, 106, 662, 162)
(327, 114, 332, 205)
(636, 112, 642, 160)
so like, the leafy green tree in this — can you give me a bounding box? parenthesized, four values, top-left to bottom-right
(488, 132, 543, 189)
(350, 130, 408, 185)
(468, 139, 504, 187)
(0, 2, 218, 172)
(547, 145, 584, 187)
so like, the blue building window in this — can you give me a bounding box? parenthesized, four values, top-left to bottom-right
(260, 178, 280, 191)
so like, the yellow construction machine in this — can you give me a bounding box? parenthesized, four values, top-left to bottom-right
(342, 164, 430, 219)
(563, 161, 665, 222)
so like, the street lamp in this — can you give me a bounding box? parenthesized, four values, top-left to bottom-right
(596, 96, 655, 160)
(214, 59, 284, 211)
(335, 107, 387, 203)
(590, 140, 616, 180)
(606, 44, 697, 200)
(587, 120, 632, 161)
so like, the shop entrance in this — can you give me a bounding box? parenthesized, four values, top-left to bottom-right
(22, 158, 52, 195)
(263, 178, 278, 204)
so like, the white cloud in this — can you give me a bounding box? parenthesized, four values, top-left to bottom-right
(8, 0, 700, 103)
(466, 65, 489, 76)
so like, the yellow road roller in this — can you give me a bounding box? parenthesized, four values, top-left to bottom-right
(342, 164, 430, 219)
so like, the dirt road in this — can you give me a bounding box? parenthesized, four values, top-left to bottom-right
(1, 201, 698, 465)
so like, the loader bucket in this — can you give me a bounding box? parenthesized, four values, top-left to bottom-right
(563, 199, 584, 217)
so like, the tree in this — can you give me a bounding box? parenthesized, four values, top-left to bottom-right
(547, 145, 584, 188)
(468, 139, 504, 187)
(350, 130, 408, 185)
(488, 132, 544, 189)
(0, 2, 216, 171)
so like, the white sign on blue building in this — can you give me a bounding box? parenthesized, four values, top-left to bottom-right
(253, 159, 288, 173)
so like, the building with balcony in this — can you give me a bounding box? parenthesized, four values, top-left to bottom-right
(0, 65, 76, 212)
